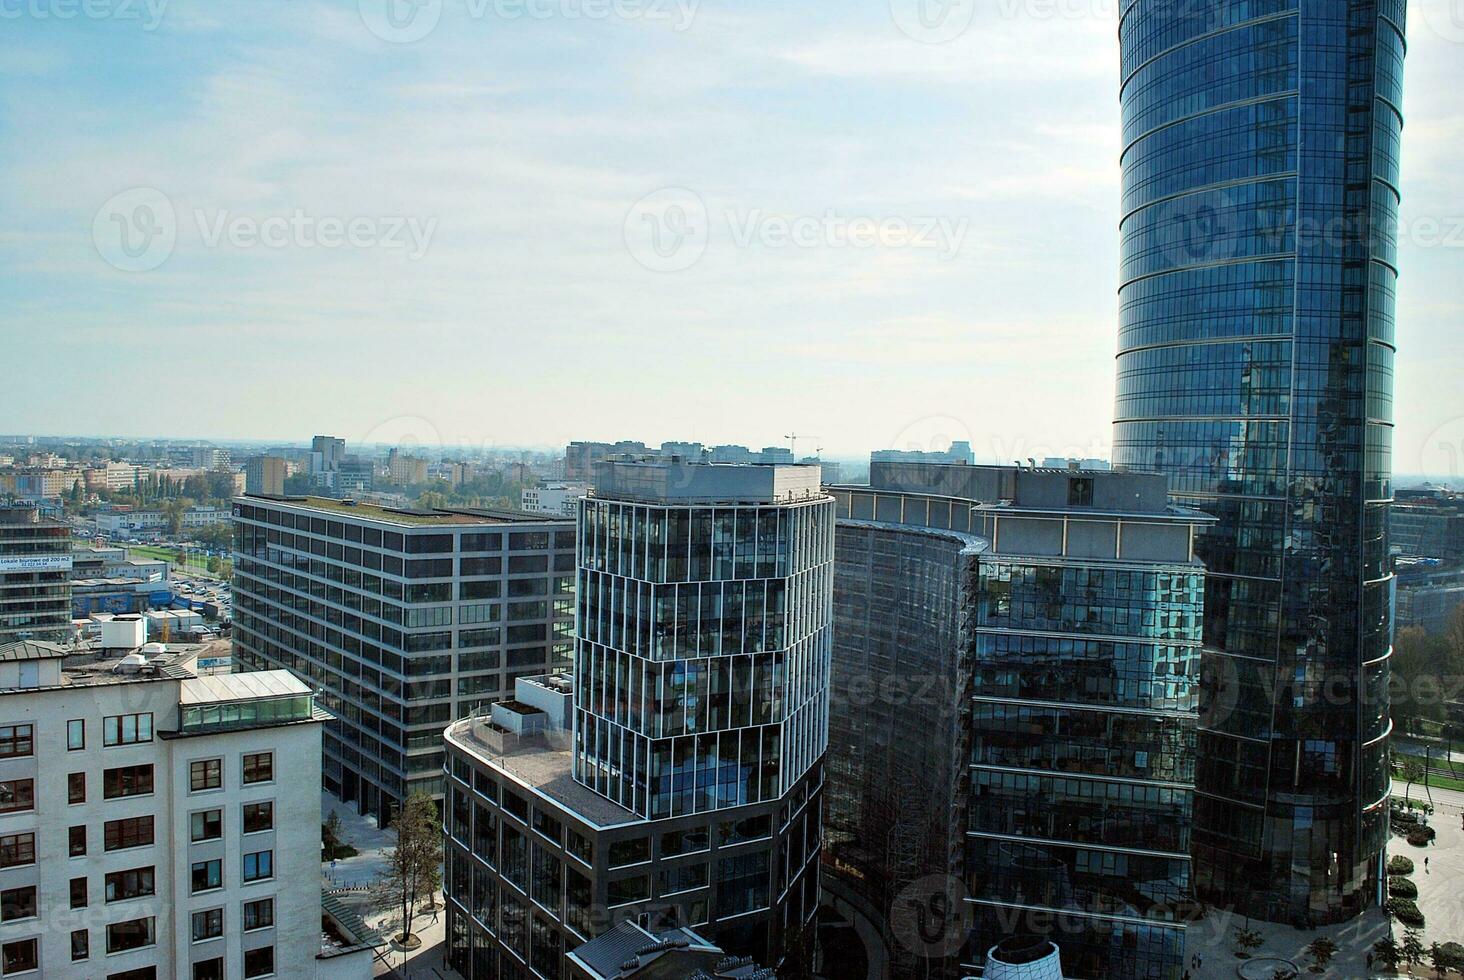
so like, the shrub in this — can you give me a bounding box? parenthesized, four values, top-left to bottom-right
(1407, 827, 1434, 847)
(1439, 942, 1464, 971)
(1388, 876, 1418, 898)
(1386, 897, 1426, 928)
(1388, 855, 1415, 876)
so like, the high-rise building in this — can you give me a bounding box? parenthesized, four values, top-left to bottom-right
(337, 456, 377, 494)
(830, 463, 1211, 980)
(442, 457, 833, 976)
(243, 456, 287, 497)
(0, 505, 72, 644)
(231, 495, 576, 822)
(386, 450, 429, 487)
(0, 640, 326, 979)
(1112, 1, 1403, 923)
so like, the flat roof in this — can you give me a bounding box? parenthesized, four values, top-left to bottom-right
(179, 670, 310, 705)
(238, 495, 568, 527)
(446, 719, 639, 829)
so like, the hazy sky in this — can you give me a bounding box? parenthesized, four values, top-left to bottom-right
(3, 0, 1461, 471)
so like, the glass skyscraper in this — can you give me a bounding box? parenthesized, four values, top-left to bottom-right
(1113, 0, 1404, 922)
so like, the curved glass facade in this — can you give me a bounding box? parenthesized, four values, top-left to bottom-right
(1114, 0, 1404, 922)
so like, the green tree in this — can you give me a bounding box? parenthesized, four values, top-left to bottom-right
(1234, 926, 1264, 958)
(1430, 941, 1447, 978)
(382, 791, 442, 944)
(1403, 758, 1427, 806)
(1306, 936, 1337, 973)
(161, 496, 192, 537)
(1373, 936, 1403, 973)
(1404, 928, 1427, 973)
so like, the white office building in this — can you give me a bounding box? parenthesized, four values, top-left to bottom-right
(0, 640, 327, 979)
(519, 483, 588, 517)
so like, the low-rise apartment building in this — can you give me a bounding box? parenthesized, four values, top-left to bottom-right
(0, 640, 325, 979)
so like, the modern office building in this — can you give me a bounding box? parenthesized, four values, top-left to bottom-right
(0, 505, 72, 644)
(244, 457, 288, 498)
(1391, 493, 1464, 563)
(825, 505, 980, 980)
(231, 495, 575, 821)
(337, 457, 377, 495)
(1394, 558, 1464, 635)
(1113, 0, 1404, 923)
(0, 639, 324, 979)
(442, 457, 834, 977)
(828, 462, 1211, 980)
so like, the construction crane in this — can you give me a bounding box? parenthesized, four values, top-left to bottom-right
(785, 433, 822, 458)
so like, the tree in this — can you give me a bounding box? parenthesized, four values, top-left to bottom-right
(161, 496, 192, 537)
(1306, 937, 1337, 973)
(1403, 758, 1427, 806)
(382, 791, 442, 944)
(1404, 928, 1427, 973)
(1234, 926, 1264, 958)
(1430, 941, 1447, 979)
(1373, 937, 1403, 973)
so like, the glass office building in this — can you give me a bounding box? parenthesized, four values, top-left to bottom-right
(1113, 0, 1403, 922)
(442, 458, 834, 977)
(826, 503, 981, 980)
(833, 466, 1211, 980)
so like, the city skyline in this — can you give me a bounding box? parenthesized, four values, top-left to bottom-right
(3, 1, 1463, 472)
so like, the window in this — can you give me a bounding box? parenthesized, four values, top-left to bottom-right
(243, 946, 274, 978)
(104, 816, 153, 851)
(105, 867, 155, 903)
(1068, 477, 1094, 507)
(243, 849, 273, 882)
(0, 834, 33, 868)
(191, 908, 224, 942)
(0, 779, 34, 814)
(243, 802, 273, 834)
(193, 959, 223, 980)
(69, 826, 86, 857)
(70, 877, 87, 909)
(67, 719, 85, 750)
(191, 809, 223, 842)
(70, 929, 88, 961)
(68, 772, 86, 804)
(0, 939, 36, 976)
(242, 898, 274, 931)
(0, 725, 32, 759)
(105, 917, 155, 954)
(608, 837, 649, 867)
(103, 713, 153, 746)
(107, 970, 158, 980)
(0, 887, 36, 922)
(242, 752, 273, 784)
(190, 759, 222, 792)
(191, 859, 223, 893)
(103, 765, 153, 799)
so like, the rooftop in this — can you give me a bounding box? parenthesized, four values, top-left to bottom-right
(446, 717, 639, 829)
(238, 494, 568, 526)
(592, 455, 827, 506)
(179, 670, 311, 705)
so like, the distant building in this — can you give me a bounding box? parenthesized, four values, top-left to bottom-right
(244, 456, 288, 497)
(0, 640, 325, 980)
(1392, 494, 1464, 563)
(1395, 558, 1464, 634)
(311, 436, 346, 471)
(232, 495, 576, 821)
(870, 440, 975, 465)
(386, 450, 428, 487)
(564, 441, 651, 481)
(0, 505, 72, 643)
(336, 456, 376, 494)
(96, 506, 231, 538)
(190, 446, 232, 470)
(521, 483, 588, 517)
